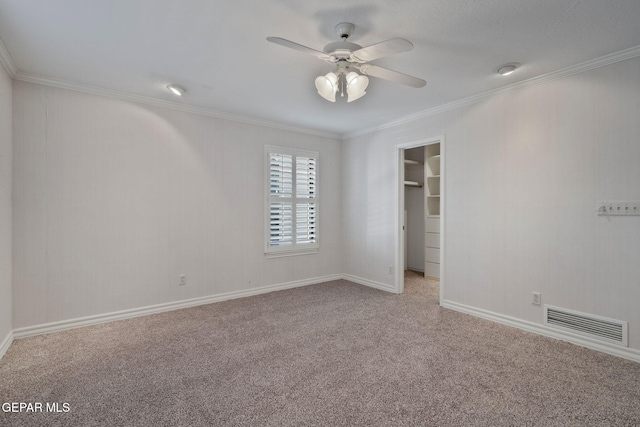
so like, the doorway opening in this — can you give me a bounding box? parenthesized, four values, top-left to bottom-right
(395, 136, 444, 304)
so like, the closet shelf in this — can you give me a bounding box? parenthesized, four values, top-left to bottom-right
(426, 145, 441, 217)
(427, 156, 441, 177)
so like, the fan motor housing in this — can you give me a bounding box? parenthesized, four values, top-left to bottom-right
(323, 41, 362, 58)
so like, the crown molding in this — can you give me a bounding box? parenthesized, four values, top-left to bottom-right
(343, 44, 640, 140)
(7, 37, 640, 141)
(12, 72, 340, 140)
(0, 38, 17, 77)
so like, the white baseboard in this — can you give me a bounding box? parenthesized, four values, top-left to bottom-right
(0, 330, 13, 360)
(12, 274, 343, 340)
(442, 299, 640, 363)
(5, 280, 638, 364)
(10, 274, 640, 362)
(342, 274, 397, 294)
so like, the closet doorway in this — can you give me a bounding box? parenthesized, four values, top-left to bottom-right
(395, 136, 444, 304)
(404, 146, 426, 275)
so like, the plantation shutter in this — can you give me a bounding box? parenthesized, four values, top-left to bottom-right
(269, 153, 293, 247)
(295, 156, 317, 245)
(266, 147, 319, 255)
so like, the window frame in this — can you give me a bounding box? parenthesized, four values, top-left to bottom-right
(264, 146, 319, 257)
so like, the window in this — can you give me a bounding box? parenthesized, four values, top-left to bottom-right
(265, 146, 318, 256)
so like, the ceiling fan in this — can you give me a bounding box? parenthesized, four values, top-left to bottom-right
(267, 22, 426, 103)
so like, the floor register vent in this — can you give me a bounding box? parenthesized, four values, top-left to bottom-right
(544, 305, 628, 347)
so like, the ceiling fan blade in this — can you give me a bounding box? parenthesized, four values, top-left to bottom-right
(358, 64, 426, 88)
(350, 38, 413, 63)
(266, 37, 333, 61)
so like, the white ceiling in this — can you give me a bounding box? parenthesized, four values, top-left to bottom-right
(1, 0, 640, 136)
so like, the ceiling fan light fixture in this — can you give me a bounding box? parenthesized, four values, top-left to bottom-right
(315, 72, 338, 102)
(346, 72, 368, 102)
(167, 84, 186, 96)
(497, 62, 520, 76)
(269, 22, 425, 103)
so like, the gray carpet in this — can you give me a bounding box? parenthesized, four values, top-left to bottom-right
(1, 271, 640, 426)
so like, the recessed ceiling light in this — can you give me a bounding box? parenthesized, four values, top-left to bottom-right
(496, 63, 520, 76)
(167, 84, 186, 96)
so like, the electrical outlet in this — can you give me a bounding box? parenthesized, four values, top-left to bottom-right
(532, 292, 541, 306)
(389, 266, 394, 275)
(179, 274, 187, 286)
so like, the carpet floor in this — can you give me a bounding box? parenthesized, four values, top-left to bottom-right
(1, 271, 640, 426)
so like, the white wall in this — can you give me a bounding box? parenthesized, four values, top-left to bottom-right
(12, 81, 343, 328)
(343, 135, 397, 285)
(343, 56, 640, 350)
(0, 60, 12, 343)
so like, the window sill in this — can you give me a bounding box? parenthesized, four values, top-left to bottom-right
(265, 248, 319, 259)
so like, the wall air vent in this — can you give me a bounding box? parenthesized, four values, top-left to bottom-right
(544, 305, 628, 347)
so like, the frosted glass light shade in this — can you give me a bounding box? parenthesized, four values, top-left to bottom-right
(346, 72, 368, 102)
(315, 72, 338, 102)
